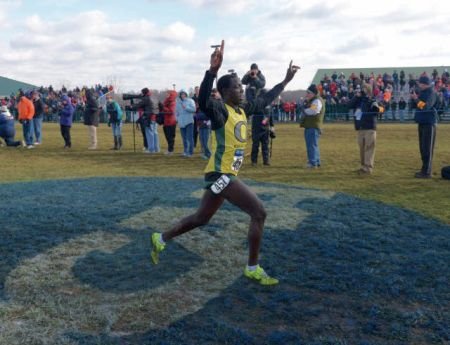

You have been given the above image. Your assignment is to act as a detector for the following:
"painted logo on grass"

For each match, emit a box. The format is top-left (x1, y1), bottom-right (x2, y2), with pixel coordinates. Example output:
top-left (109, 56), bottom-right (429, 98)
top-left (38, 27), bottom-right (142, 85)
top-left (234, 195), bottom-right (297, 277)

top-left (0, 177), bottom-right (448, 344)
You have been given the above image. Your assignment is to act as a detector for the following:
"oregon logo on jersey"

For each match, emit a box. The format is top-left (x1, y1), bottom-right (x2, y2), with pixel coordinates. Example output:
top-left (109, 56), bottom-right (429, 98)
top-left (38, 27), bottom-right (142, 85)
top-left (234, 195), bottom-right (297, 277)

top-left (234, 121), bottom-right (247, 143)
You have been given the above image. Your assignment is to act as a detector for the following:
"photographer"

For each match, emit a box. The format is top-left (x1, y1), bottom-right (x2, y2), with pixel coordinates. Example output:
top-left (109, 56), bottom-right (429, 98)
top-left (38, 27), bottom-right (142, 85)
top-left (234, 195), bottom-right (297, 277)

top-left (250, 89), bottom-right (274, 166)
top-left (348, 83), bottom-right (383, 175)
top-left (242, 63), bottom-right (266, 102)
top-left (411, 75), bottom-right (439, 178)
top-left (129, 88), bottom-right (160, 153)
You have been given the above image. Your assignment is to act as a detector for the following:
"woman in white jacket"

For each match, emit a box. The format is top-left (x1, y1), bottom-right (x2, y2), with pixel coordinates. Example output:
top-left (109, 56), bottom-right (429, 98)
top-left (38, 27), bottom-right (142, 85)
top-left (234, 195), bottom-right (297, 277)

top-left (175, 90), bottom-right (196, 157)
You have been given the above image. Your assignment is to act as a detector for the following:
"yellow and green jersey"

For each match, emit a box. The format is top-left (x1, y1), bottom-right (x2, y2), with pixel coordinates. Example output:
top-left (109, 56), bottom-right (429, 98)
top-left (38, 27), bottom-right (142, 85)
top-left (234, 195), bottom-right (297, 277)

top-left (205, 104), bottom-right (247, 176)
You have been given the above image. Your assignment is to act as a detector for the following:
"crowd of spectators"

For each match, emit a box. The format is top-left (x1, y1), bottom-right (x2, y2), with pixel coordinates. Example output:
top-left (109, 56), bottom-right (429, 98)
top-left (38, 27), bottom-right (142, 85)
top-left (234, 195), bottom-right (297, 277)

top-left (0, 84), bottom-right (114, 123)
top-left (266, 68), bottom-right (450, 123)
top-left (310, 68), bottom-right (450, 121)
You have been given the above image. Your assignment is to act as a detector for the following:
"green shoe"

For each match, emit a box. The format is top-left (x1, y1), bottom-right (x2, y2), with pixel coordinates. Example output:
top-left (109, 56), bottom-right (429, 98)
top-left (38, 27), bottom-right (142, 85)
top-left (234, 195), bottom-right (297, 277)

top-left (151, 233), bottom-right (166, 264)
top-left (244, 265), bottom-right (279, 285)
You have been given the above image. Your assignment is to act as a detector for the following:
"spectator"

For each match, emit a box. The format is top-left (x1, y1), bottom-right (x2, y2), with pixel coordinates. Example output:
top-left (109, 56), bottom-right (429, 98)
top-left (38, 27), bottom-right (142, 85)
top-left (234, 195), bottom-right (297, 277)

top-left (398, 97), bottom-right (407, 122)
top-left (59, 95), bottom-right (74, 149)
top-left (349, 84), bottom-right (383, 175)
top-left (176, 90), bottom-right (196, 157)
top-left (0, 105), bottom-right (22, 147)
top-left (17, 91), bottom-right (35, 149)
top-left (196, 88), bottom-right (217, 160)
top-left (251, 89), bottom-right (273, 166)
top-left (130, 88), bottom-right (159, 152)
top-left (161, 90), bottom-right (177, 155)
top-left (411, 75), bottom-right (439, 178)
top-left (106, 94), bottom-right (123, 150)
top-left (242, 63), bottom-right (266, 102)
top-left (300, 84), bottom-right (325, 168)
top-left (83, 89), bottom-right (99, 150)
top-left (191, 86), bottom-right (200, 149)
top-left (32, 91), bottom-right (44, 145)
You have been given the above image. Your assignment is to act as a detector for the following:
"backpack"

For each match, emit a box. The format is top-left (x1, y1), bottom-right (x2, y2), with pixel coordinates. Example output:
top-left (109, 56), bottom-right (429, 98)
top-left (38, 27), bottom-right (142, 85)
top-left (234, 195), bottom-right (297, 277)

top-left (441, 166), bottom-right (450, 180)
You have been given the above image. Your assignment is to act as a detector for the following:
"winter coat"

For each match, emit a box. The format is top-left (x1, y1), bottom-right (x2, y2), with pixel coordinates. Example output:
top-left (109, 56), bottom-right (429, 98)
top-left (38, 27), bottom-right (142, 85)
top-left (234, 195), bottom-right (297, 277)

top-left (33, 98), bottom-right (45, 118)
top-left (17, 96), bottom-right (35, 121)
top-left (59, 96), bottom-right (75, 126)
top-left (175, 91), bottom-right (196, 128)
top-left (349, 95), bottom-right (381, 130)
top-left (162, 91), bottom-right (177, 126)
top-left (83, 90), bottom-right (99, 127)
top-left (0, 110), bottom-right (16, 139)
top-left (413, 87), bottom-right (438, 125)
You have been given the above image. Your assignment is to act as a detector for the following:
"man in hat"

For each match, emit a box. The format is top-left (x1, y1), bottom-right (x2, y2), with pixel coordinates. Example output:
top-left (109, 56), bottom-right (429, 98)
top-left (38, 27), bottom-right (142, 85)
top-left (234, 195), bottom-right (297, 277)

top-left (411, 75), bottom-right (439, 178)
top-left (300, 84), bottom-right (325, 168)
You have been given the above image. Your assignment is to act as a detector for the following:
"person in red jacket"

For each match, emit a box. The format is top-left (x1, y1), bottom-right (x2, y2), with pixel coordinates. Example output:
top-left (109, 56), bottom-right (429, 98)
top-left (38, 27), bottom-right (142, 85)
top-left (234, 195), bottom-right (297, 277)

top-left (161, 90), bottom-right (177, 155)
top-left (17, 91), bottom-right (35, 148)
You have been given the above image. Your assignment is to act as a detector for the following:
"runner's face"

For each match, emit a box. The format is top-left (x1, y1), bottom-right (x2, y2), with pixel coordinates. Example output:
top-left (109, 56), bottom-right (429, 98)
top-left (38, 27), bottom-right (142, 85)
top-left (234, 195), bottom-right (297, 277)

top-left (226, 77), bottom-right (244, 106)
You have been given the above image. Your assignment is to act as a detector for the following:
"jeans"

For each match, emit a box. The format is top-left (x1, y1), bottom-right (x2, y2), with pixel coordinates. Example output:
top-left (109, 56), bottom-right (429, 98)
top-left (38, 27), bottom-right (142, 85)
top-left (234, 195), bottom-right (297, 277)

top-left (33, 116), bottom-right (43, 143)
top-left (199, 127), bottom-right (211, 158)
top-left (304, 128), bottom-right (321, 166)
top-left (111, 122), bottom-right (122, 137)
top-left (22, 120), bottom-right (34, 146)
top-left (180, 123), bottom-right (194, 156)
top-left (145, 121), bottom-right (160, 153)
top-left (399, 109), bottom-right (405, 122)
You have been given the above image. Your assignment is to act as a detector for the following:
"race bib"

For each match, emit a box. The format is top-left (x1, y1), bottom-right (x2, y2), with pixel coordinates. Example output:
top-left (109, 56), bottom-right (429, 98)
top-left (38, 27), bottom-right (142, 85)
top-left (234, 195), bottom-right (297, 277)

top-left (231, 149), bottom-right (244, 172)
top-left (210, 175), bottom-right (231, 194)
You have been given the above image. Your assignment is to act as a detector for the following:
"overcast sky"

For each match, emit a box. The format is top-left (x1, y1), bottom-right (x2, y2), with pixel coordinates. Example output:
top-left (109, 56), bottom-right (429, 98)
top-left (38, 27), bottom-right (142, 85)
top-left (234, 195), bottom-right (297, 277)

top-left (0, 0), bottom-right (449, 92)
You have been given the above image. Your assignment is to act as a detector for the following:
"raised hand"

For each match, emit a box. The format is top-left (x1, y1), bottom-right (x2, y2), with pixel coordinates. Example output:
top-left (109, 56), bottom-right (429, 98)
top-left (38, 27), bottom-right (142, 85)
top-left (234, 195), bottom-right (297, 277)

top-left (282, 60), bottom-right (300, 86)
top-left (209, 40), bottom-right (225, 74)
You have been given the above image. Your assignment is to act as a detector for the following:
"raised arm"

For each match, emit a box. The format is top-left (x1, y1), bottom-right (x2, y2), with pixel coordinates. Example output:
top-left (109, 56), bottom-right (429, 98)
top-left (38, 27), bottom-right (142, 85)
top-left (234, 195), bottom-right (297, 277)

top-left (245, 61), bottom-right (299, 115)
top-left (198, 40), bottom-right (224, 113)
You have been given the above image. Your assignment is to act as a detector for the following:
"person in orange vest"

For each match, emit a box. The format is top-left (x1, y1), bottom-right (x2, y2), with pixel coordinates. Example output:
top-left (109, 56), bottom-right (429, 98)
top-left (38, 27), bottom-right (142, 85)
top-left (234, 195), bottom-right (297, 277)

top-left (17, 91), bottom-right (35, 148)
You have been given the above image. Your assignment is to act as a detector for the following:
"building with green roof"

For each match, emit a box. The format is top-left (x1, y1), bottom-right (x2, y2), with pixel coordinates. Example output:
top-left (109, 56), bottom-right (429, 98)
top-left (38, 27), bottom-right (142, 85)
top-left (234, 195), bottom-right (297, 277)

top-left (0, 76), bottom-right (38, 97)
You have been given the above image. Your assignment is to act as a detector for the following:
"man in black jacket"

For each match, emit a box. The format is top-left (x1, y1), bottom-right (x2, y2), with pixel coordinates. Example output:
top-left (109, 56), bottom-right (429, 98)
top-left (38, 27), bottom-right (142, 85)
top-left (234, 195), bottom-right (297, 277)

top-left (32, 91), bottom-right (45, 145)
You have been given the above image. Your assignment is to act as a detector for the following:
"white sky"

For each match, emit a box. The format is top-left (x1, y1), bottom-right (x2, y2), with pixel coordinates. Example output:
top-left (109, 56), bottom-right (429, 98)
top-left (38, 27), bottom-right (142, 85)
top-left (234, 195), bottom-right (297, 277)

top-left (0, 0), bottom-right (449, 92)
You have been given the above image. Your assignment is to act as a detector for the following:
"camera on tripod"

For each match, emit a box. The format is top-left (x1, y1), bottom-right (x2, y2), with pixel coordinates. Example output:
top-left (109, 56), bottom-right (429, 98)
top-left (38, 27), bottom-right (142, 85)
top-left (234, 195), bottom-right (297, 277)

top-left (122, 93), bottom-right (143, 101)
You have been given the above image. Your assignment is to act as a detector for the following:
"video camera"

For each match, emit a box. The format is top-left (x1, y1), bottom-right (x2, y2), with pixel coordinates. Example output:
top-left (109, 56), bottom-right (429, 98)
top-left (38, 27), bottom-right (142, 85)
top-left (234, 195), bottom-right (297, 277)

top-left (122, 93), bottom-right (143, 101)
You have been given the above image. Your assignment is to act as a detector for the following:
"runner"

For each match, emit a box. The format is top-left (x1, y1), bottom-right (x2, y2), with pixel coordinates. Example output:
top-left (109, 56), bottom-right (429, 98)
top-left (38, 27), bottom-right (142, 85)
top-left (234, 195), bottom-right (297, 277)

top-left (151, 40), bottom-right (299, 285)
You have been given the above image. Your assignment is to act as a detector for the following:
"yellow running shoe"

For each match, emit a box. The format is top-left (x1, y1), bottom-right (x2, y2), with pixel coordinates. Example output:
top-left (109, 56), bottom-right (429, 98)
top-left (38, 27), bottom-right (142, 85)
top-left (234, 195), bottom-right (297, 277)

top-left (244, 265), bottom-right (279, 285)
top-left (151, 233), bottom-right (166, 264)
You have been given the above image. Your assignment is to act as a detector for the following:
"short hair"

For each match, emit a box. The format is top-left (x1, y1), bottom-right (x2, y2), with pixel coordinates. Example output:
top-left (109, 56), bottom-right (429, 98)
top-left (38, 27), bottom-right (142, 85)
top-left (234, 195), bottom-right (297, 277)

top-left (217, 74), bottom-right (238, 96)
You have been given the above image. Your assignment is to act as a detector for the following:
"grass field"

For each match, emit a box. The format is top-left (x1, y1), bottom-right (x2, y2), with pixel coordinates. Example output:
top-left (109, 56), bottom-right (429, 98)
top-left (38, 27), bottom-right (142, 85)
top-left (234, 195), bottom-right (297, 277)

top-left (0, 122), bottom-right (449, 345)
top-left (1, 122), bottom-right (449, 223)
